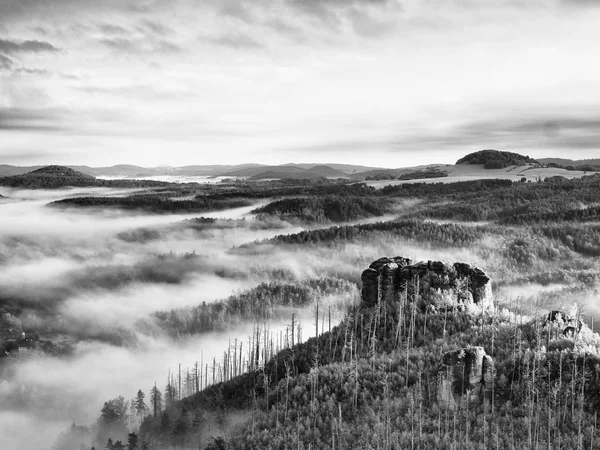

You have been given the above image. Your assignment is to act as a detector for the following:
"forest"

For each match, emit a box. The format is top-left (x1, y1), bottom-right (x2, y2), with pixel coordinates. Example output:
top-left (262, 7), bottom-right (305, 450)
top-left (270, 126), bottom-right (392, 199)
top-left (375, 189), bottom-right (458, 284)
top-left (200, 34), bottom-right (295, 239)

top-left (50, 195), bottom-right (253, 214)
top-left (456, 149), bottom-right (539, 168)
top-left (3, 158), bottom-right (600, 450)
top-left (252, 196), bottom-right (396, 223)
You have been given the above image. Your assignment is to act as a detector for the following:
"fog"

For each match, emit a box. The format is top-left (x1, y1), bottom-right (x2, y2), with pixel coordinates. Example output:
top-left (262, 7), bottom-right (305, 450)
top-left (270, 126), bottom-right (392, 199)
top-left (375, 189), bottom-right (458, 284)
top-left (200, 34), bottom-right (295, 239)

top-left (1, 185), bottom-right (524, 449)
top-left (0, 187), bottom-right (362, 450)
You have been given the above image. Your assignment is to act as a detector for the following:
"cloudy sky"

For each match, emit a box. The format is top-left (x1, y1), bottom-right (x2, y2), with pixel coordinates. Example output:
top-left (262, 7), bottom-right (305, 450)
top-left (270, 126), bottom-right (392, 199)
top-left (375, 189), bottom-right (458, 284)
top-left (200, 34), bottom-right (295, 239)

top-left (0, 0), bottom-right (599, 167)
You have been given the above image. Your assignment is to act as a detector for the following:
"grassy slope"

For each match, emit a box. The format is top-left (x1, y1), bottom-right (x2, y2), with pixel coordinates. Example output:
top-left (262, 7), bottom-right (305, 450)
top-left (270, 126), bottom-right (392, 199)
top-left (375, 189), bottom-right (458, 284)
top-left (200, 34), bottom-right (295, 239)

top-left (366, 164), bottom-right (590, 188)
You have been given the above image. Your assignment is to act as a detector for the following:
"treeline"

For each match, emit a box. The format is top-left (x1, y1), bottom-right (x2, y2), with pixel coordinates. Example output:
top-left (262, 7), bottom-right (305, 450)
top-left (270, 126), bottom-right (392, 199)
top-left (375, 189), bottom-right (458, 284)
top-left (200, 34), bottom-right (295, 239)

top-left (501, 205), bottom-right (600, 225)
top-left (536, 225), bottom-right (600, 257)
top-left (259, 219), bottom-right (486, 247)
top-left (203, 179), bottom-right (377, 200)
top-left (456, 149), bottom-right (538, 168)
top-left (252, 196), bottom-right (395, 223)
top-left (380, 178), bottom-right (513, 197)
top-left (49, 195), bottom-right (252, 214)
top-left (150, 278), bottom-right (358, 338)
top-left (365, 169), bottom-right (448, 181)
top-left (389, 175), bottom-right (600, 223)
top-left (0, 170), bottom-right (171, 190)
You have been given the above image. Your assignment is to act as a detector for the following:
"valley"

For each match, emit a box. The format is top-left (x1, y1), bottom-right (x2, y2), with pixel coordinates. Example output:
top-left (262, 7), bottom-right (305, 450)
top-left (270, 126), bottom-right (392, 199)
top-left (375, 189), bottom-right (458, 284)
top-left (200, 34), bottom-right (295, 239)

top-left (1, 150), bottom-right (600, 449)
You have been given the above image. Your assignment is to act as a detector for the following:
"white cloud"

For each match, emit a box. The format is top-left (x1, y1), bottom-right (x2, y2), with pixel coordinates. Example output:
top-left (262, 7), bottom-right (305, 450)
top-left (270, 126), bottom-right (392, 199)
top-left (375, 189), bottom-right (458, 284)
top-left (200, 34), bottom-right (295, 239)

top-left (1, 0), bottom-right (600, 166)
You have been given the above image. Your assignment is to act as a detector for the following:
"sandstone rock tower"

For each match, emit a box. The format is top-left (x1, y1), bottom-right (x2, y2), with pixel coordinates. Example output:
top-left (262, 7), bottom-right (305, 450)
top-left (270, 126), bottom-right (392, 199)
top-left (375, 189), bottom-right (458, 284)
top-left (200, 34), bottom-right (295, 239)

top-left (361, 257), bottom-right (492, 311)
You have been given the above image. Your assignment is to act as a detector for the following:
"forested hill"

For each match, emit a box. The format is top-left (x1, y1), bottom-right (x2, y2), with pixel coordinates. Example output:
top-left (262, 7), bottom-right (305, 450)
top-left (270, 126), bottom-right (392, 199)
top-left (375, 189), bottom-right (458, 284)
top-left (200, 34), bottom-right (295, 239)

top-left (0, 165), bottom-right (170, 189)
top-left (456, 149), bottom-right (539, 168)
top-left (252, 195), bottom-right (396, 223)
top-left (66, 255), bottom-right (600, 450)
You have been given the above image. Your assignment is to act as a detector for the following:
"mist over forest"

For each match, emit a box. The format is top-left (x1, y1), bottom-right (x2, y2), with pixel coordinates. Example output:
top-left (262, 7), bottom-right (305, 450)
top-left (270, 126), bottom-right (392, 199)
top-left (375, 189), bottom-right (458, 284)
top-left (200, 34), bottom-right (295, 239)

top-left (1, 158), bottom-right (600, 449)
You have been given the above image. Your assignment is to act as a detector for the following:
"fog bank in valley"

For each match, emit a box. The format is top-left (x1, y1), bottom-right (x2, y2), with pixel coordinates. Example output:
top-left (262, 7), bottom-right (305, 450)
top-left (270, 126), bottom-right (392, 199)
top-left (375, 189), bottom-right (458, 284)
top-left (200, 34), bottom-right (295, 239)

top-left (0, 187), bottom-right (359, 449)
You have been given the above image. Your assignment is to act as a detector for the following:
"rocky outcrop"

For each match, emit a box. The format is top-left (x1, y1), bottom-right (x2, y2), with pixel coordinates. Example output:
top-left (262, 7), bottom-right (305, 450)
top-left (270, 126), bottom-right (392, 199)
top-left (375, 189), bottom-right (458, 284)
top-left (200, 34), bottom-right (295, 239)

top-left (438, 346), bottom-right (494, 408)
top-left (361, 257), bottom-right (492, 311)
top-left (543, 310), bottom-right (583, 338)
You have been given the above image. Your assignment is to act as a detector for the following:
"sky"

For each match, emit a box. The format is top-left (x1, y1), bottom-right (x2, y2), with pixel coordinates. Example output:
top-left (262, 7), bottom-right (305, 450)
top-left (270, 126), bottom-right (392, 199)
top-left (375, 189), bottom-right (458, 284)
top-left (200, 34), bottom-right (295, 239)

top-left (0, 0), bottom-right (599, 168)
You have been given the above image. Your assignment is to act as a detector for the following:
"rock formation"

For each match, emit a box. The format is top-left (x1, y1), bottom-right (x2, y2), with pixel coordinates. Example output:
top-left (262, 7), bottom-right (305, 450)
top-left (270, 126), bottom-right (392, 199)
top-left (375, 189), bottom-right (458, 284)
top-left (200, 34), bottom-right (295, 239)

top-left (543, 310), bottom-right (583, 338)
top-left (361, 257), bottom-right (492, 311)
top-left (438, 346), bottom-right (494, 408)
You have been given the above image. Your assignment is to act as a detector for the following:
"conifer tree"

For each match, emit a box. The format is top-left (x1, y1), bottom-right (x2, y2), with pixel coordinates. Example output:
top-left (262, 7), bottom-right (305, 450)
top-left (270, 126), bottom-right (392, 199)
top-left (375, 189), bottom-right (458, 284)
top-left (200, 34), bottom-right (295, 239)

top-left (135, 390), bottom-right (147, 418)
top-left (127, 432), bottom-right (138, 450)
top-left (150, 383), bottom-right (163, 417)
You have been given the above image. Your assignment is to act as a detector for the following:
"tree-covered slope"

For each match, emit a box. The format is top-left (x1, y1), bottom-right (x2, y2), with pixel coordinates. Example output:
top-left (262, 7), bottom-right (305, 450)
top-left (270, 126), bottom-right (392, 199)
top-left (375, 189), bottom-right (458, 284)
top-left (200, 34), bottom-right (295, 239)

top-left (0, 165), bottom-right (171, 189)
top-left (456, 149), bottom-right (539, 169)
top-left (252, 196), bottom-right (395, 223)
top-left (72, 263), bottom-right (600, 450)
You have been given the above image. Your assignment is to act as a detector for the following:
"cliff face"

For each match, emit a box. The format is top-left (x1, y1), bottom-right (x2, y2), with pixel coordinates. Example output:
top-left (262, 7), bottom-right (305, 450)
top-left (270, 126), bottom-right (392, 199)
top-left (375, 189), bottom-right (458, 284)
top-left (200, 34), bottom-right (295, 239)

top-left (361, 257), bottom-right (492, 312)
top-left (438, 346), bottom-right (494, 408)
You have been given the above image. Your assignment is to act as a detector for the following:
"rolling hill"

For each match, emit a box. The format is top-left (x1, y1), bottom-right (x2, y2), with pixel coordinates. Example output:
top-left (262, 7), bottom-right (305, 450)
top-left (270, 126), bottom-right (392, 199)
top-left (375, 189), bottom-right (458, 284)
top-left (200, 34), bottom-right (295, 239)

top-left (456, 149), bottom-right (539, 168)
top-left (225, 164), bottom-right (347, 180)
top-left (0, 165), bottom-right (169, 189)
top-left (0, 165), bottom-right (98, 189)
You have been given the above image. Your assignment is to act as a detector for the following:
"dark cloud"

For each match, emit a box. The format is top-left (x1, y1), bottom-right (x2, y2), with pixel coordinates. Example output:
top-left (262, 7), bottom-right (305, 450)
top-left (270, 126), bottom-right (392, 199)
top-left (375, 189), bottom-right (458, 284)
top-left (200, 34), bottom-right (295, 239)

top-left (212, 0), bottom-right (400, 41)
top-left (287, 0), bottom-right (392, 27)
top-left (449, 117), bottom-right (600, 148)
top-left (0, 54), bottom-right (14, 70)
top-left (98, 23), bottom-right (130, 35)
top-left (561, 0), bottom-right (600, 7)
top-left (14, 67), bottom-right (50, 75)
top-left (386, 116), bottom-right (600, 152)
top-left (139, 19), bottom-right (172, 36)
top-left (0, 0), bottom-right (147, 23)
top-left (0, 38), bottom-right (59, 54)
top-left (286, 115), bottom-right (600, 158)
top-left (99, 37), bottom-right (138, 52)
top-left (0, 108), bottom-right (66, 132)
top-left (219, 2), bottom-right (255, 22)
top-left (263, 18), bottom-right (306, 42)
top-left (32, 26), bottom-right (49, 36)
top-left (203, 32), bottom-right (263, 49)
top-left (99, 36), bottom-right (181, 53)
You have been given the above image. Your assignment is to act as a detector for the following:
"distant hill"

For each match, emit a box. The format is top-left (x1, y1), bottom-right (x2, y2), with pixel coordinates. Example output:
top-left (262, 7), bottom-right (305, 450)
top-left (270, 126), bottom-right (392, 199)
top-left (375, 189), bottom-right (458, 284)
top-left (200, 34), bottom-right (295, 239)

top-left (228, 164), bottom-right (347, 180)
top-left (0, 163), bottom-right (383, 180)
top-left (0, 164), bottom-right (45, 177)
top-left (30, 165), bottom-right (96, 179)
top-left (0, 165), bottom-right (99, 189)
top-left (0, 165), bottom-right (170, 189)
top-left (538, 158), bottom-right (600, 172)
top-left (221, 165), bottom-right (307, 178)
top-left (349, 165), bottom-right (448, 181)
top-left (306, 165), bottom-right (346, 177)
top-left (456, 149), bottom-right (538, 169)
top-left (278, 163), bottom-right (381, 174)
top-left (539, 158), bottom-right (600, 166)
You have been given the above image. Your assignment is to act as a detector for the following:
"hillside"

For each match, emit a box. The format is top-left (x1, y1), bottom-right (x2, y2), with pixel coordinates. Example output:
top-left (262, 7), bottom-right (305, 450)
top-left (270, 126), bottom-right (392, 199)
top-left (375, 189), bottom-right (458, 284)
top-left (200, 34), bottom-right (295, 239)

top-left (223, 164), bottom-right (347, 180)
top-left (0, 163), bottom-right (380, 180)
top-left (0, 165), bottom-right (172, 189)
top-left (0, 165), bottom-right (98, 189)
top-left (64, 255), bottom-right (600, 450)
top-left (538, 158), bottom-right (600, 172)
top-left (539, 158), bottom-right (600, 166)
top-left (456, 149), bottom-right (539, 169)
top-left (252, 195), bottom-right (396, 223)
